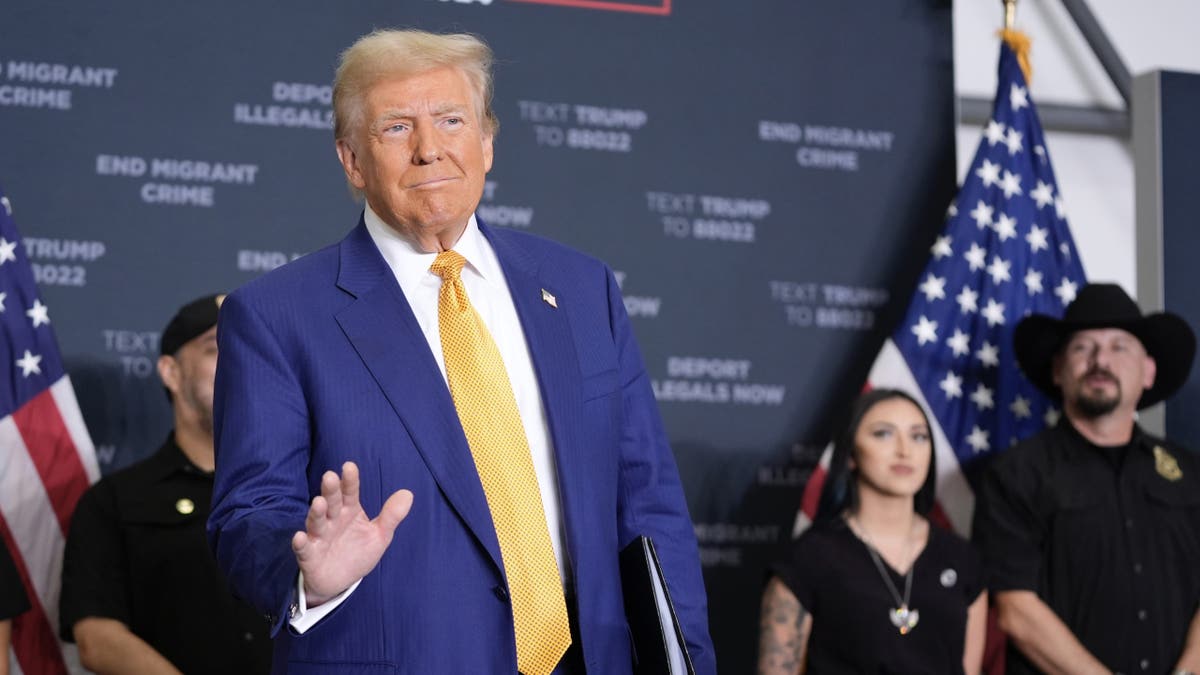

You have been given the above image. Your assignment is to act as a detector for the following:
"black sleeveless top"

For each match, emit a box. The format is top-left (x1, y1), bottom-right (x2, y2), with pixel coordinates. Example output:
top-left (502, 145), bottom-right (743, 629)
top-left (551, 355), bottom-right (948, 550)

top-left (771, 520), bottom-right (984, 674)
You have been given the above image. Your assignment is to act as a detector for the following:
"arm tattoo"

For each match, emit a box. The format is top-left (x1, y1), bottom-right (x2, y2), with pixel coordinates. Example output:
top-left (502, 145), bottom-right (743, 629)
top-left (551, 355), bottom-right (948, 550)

top-left (757, 577), bottom-right (810, 675)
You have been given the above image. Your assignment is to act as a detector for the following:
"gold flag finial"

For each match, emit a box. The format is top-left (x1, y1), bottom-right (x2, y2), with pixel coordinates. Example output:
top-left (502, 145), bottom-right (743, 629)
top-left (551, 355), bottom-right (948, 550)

top-left (998, 0), bottom-right (1033, 84)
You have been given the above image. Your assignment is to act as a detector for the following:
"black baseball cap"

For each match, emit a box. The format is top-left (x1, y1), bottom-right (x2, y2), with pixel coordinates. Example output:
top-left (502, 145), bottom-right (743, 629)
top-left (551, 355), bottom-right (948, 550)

top-left (160, 294), bottom-right (225, 356)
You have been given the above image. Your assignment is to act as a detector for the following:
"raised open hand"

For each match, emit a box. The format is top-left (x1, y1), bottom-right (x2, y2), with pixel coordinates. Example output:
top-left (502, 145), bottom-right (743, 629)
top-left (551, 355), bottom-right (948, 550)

top-left (291, 461), bottom-right (413, 606)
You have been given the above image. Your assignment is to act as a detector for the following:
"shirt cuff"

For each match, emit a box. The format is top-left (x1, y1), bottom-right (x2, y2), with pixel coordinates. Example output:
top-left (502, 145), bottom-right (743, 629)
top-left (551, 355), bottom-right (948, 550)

top-left (288, 572), bottom-right (361, 634)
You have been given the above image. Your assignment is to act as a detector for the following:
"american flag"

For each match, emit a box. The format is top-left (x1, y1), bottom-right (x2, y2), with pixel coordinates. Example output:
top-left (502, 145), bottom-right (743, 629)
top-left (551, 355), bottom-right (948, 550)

top-left (0, 183), bottom-right (99, 674)
top-left (797, 41), bottom-right (1087, 536)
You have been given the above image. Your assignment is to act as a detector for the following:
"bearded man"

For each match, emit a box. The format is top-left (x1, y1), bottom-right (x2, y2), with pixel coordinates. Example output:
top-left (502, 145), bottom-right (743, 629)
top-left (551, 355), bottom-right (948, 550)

top-left (974, 283), bottom-right (1200, 675)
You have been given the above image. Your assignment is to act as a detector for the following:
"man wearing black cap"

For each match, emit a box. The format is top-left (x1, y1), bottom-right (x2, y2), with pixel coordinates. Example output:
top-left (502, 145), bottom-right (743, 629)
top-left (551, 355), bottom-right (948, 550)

top-left (973, 283), bottom-right (1200, 675)
top-left (59, 295), bottom-right (271, 675)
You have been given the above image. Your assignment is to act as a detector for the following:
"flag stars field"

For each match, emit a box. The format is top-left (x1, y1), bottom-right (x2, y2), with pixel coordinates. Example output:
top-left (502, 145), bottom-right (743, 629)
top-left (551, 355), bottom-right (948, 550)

top-left (26, 298), bottom-right (50, 327)
top-left (985, 120), bottom-right (1006, 146)
top-left (987, 256), bottom-right (1012, 285)
top-left (919, 274), bottom-right (947, 302)
top-left (15, 349), bottom-right (42, 377)
top-left (965, 243), bottom-right (988, 271)
top-left (982, 299), bottom-right (1006, 327)
top-left (1044, 408), bottom-right (1061, 427)
top-left (966, 426), bottom-right (991, 453)
top-left (970, 384), bottom-right (995, 410)
top-left (1004, 127), bottom-right (1023, 155)
top-left (970, 201), bottom-right (995, 228)
top-left (1010, 396), bottom-right (1032, 419)
top-left (976, 159), bottom-right (1001, 187)
top-left (1026, 225), bottom-right (1049, 253)
top-left (1010, 83), bottom-right (1029, 111)
top-left (999, 170), bottom-right (1023, 198)
top-left (0, 236), bottom-right (17, 264)
top-left (932, 235), bottom-right (953, 259)
top-left (976, 341), bottom-right (1000, 368)
top-left (1025, 269), bottom-right (1044, 295)
top-left (912, 316), bottom-right (939, 345)
top-left (940, 371), bottom-right (964, 399)
top-left (947, 329), bottom-right (971, 357)
top-left (956, 286), bottom-right (979, 314)
top-left (1055, 278), bottom-right (1078, 305)
top-left (1031, 180), bottom-right (1055, 208)
top-left (994, 213), bottom-right (1018, 241)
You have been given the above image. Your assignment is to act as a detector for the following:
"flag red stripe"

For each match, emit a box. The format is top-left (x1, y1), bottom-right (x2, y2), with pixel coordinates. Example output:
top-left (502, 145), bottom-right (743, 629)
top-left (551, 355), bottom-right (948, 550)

top-left (11, 389), bottom-right (90, 536)
top-left (0, 515), bottom-right (68, 675)
top-left (799, 465), bottom-right (826, 519)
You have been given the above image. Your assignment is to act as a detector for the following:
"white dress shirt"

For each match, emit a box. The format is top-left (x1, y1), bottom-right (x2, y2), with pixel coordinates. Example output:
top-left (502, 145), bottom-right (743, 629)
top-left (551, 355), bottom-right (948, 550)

top-left (291, 206), bottom-right (568, 632)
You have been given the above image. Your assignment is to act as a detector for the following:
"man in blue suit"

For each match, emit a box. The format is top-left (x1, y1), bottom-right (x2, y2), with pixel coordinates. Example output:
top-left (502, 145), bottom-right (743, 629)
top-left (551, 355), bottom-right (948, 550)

top-left (208, 29), bottom-right (714, 674)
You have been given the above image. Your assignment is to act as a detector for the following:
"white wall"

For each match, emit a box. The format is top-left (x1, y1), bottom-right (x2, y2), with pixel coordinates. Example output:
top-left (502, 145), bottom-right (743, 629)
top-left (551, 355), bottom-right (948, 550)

top-left (953, 0), bottom-right (1200, 297)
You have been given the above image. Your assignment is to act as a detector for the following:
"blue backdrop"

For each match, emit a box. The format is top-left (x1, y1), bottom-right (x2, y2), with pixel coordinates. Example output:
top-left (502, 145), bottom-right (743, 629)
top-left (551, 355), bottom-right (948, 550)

top-left (0, 1), bottom-right (956, 668)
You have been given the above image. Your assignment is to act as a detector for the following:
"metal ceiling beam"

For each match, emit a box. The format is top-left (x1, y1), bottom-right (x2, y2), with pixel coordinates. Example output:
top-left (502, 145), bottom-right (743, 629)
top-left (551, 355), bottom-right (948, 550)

top-left (957, 0), bottom-right (1133, 138)
top-left (958, 96), bottom-right (1130, 137)
top-left (1060, 0), bottom-right (1133, 106)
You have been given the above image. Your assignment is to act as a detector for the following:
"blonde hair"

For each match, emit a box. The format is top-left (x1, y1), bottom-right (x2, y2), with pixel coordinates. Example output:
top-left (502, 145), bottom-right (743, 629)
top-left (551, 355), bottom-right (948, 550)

top-left (333, 29), bottom-right (499, 141)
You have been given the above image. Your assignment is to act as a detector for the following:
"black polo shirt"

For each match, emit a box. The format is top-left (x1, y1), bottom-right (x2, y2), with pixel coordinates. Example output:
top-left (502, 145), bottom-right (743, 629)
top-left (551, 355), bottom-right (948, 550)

top-left (973, 421), bottom-right (1200, 675)
top-left (60, 434), bottom-right (271, 674)
top-left (1, 540), bottom-right (30, 620)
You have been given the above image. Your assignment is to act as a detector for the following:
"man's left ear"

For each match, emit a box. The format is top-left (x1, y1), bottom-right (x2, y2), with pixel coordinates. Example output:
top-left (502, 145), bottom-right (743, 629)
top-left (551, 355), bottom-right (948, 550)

top-left (481, 132), bottom-right (494, 173)
top-left (1143, 354), bottom-right (1157, 390)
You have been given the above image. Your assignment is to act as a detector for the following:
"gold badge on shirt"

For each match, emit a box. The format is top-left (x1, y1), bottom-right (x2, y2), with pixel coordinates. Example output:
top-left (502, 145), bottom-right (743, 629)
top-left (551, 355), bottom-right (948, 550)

top-left (175, 498), bottom-right (196, 515)
top-left (1153, 446), bottom-right (1183, 482)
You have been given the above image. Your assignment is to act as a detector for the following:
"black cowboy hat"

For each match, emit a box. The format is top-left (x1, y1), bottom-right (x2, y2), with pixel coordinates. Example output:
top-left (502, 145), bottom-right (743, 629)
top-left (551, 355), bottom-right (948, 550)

top-left (1013, 283), bottom-right (1196, 409)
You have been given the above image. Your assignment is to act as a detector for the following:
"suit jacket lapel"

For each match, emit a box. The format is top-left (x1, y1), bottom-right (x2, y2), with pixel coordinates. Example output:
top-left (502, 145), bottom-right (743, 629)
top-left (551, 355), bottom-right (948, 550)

top-left (482, 225), bottom-right (589, 566)
top-left (333, 222), bottom-right (503, 572)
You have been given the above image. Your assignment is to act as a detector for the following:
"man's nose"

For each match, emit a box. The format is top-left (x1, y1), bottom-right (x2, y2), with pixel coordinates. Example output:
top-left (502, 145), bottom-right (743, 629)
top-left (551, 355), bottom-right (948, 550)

top-left (412, 125), bottom-right (442, 164)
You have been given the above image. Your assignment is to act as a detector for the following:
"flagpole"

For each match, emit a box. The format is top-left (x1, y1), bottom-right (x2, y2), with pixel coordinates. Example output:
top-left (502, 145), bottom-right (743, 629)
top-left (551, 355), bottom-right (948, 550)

top-left (999, 0), bottom-right (1033, 86)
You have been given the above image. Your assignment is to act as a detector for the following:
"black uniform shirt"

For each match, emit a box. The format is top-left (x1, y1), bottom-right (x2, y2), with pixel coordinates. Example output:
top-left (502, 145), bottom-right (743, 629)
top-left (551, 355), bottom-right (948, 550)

top-left (1, 539), bottom-right (31, 620)
top-left (973, 421), bottom-right (1200, 675)
top-left (59, 434), bottom-right (271, 674)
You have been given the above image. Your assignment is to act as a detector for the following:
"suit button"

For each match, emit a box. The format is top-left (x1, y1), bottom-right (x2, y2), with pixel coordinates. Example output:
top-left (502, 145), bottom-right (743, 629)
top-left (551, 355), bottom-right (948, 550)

top-left (493, 585), bottom-right (509, 603)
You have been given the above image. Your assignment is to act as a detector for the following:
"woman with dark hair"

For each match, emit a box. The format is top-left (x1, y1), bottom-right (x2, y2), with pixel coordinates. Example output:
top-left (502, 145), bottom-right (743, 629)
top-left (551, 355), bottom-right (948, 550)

top-left (757, 389), bottom-right (987, 674)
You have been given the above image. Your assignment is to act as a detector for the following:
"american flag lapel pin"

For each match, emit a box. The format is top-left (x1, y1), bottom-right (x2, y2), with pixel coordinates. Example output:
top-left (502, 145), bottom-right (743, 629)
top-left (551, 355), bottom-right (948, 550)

top-left (541, 289), bottom-right (557, 308)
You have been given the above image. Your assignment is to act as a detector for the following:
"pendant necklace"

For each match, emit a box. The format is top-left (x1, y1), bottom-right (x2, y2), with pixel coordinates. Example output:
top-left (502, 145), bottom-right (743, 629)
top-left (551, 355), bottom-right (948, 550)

top-left (851, 515), bottom-right (920, 635)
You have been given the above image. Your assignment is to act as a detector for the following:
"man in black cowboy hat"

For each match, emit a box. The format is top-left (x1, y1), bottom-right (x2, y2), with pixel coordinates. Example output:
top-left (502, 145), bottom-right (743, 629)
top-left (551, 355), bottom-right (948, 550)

top-left (974, 283), bottom-right (1200, 675)
top-left (59, 295), bottom-right (272, 675)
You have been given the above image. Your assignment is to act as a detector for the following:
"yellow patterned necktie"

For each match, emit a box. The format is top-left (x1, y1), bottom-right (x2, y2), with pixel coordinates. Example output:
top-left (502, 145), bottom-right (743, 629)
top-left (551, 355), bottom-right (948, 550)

top-left (430, 250), bottom-right (571, 675)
